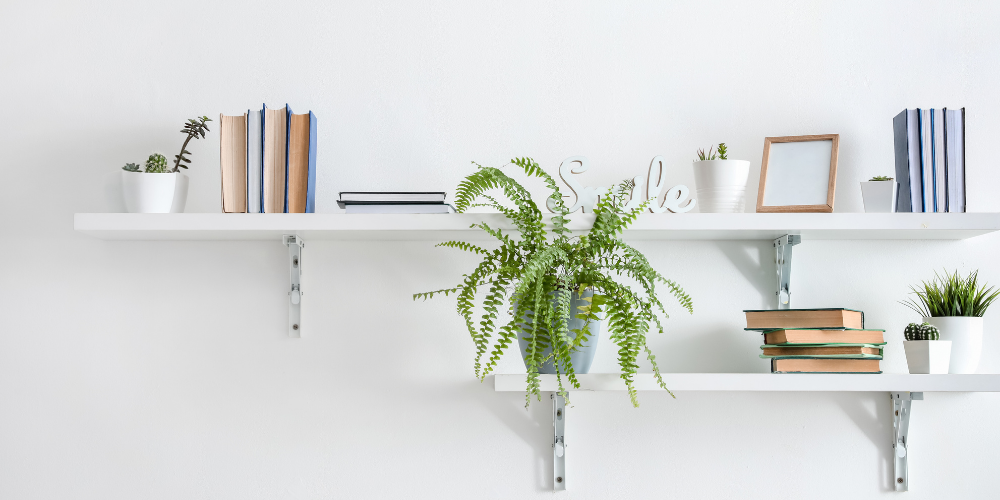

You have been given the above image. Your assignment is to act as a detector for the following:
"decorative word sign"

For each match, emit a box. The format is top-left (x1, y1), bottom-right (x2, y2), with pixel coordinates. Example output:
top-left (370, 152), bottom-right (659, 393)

top-left (547, 156), bottom-right (695, 214)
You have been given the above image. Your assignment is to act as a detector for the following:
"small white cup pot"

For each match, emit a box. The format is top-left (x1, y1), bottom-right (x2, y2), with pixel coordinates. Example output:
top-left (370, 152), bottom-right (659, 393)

top-left (122, 171), bottom-right (189, 213)
top-left (923, 316), bottom-right (984, 374)
top-left (903, 340), bottom-right (952, 374)
top-left (860, 180), bottom-right (898, 213)
top-left (693, 160), bottom-right (751, 213)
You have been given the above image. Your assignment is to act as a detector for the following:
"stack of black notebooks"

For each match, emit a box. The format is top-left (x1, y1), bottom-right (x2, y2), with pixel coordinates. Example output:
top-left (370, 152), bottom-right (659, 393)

top-left (337, 192), bottom-right (453, 214)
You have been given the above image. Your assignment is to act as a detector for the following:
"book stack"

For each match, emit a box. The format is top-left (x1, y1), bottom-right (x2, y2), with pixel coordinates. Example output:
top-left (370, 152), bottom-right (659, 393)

top-left (892, 108), bottom-right (965, 213)
top-left (337, 192), bottom-right (454, 214)
top-left (744, 308), bottom-right (886, 374)
top-left (219, 104), bottom-right (317, 213)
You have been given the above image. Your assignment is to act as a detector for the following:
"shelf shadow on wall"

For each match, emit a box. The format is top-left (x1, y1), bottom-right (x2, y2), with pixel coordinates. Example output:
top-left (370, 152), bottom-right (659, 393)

top-left (716, 240), bottom-right (774, 304)
top-left (831, 392), bottom-right (894, 492)
top-left (475, 376), bottom-right (556, 491)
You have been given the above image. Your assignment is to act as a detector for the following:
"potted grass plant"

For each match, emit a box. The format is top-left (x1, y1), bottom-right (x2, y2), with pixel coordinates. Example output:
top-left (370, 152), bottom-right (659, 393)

top-left (692, 143), bottom-right (751, 213)
top-left (901, 270), bottom-right (999, 373)
top-left (860, 175), bottom-right (897, 213)
top-left (414, 158), bottom-right (693, 407)
top-left (121, 116), bottom-right (211, 213)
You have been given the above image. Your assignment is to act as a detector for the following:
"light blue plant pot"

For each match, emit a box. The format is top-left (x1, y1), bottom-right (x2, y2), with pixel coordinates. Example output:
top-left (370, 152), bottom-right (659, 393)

top-left (515, 289), bottom-right (602, 374)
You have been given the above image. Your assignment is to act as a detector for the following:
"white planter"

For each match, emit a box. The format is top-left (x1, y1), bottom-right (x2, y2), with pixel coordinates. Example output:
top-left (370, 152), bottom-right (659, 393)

top-left (923, 316), bottom-right (984, 374)
top-left (121, 171), bottom-right (189, 213)
top-left (693, 160), bottom-right (750, 213)
top-left (860, 180), bottom-right (897, 213)
top-left (903, 340), bottom-right (952, 374)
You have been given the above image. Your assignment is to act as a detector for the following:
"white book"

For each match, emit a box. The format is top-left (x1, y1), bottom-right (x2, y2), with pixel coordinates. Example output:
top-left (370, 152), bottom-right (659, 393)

top-left (246, 109), bottom-right (262, 214)
top-left (921, 109), bottom-right (934, 212)
top-left (954, 108), bottom-right (966, 212)
top-left (345, 204), bottom-right (453, 214)
top-left (945, 108), bottom-right (965, 213)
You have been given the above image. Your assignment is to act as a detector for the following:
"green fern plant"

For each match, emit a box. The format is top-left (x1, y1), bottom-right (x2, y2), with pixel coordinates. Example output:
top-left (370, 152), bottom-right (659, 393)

top-left (413, 158), bottom-right (693, 407)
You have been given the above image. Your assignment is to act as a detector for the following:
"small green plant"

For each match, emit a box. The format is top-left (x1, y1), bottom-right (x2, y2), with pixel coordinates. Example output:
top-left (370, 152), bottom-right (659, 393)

top-left (172, 116), bottom-right (212, 172)
top-left (122, 162), bottom-right (141, 172)
top-left (696, 143), bottom-right (727, 161)
top-left (145, 153), bottom-right (168, 173)
top-left (901, 270), bottom-right (1000, 317)
top-left (870, 175), bottom-right (893, 181)
top-left (904, 322), bottom-right (940, 341)
top-left (414, 158), bottom-right (693, 407)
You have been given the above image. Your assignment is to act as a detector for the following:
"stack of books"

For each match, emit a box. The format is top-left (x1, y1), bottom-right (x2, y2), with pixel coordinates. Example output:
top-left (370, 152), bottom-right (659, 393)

top-left (219, 104), bottom-right (317, 214)
top-left (892, 108), bottom-right (965, 213)
top-left (744, 308), bottom-right (886, 374)
top-left (337, 192), bottom-right (454, 214)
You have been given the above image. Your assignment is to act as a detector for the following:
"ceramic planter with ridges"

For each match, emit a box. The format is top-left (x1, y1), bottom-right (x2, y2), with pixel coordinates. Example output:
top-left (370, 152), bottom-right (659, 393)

top-left (860, 180), bottom-right (898, 213)
top-left (693, 160), bottom-right (751, 213)
top-left (515, 289), bottom-right (601, 374)
top-left (903, 340), bottom-right (952, 374)
top-left (121, 171), bottom-right (189, 213)
top-left (923, 316), bottom-right (983, 374)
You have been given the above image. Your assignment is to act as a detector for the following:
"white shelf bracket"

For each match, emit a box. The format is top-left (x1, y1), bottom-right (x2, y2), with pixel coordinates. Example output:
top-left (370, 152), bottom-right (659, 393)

top-left (284, 235), bottom-right (304, 338)
top-left (552, 393), bottom-right (566, 491)
top-left (774, 235), bottom-right (801, 309)
top-left (891, 391), bottom-right (923, 491)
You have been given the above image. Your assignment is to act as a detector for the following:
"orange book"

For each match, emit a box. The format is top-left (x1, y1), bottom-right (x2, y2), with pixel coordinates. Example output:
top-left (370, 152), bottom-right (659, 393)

top-left (745, 308), bottom-right (864, 330)
top-left (763, 329), bottom-right (885, 345)
top-left (771, 358), bottom-right (881, 373)
top-left (219, 113), bottom-right (248, 213)
top-left (286, 112), bottom-right (311, 213)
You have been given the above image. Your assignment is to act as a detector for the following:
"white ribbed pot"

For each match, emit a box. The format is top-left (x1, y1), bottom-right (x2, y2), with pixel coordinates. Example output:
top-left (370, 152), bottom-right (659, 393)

top-left (923, 316), bottom-right (984, 374)
top-left (693, 160), bottom-right (750, 213)
top-left (121, 171), bottom-right (189, 213)
top-left (860, 180), bottom-right (897, 213)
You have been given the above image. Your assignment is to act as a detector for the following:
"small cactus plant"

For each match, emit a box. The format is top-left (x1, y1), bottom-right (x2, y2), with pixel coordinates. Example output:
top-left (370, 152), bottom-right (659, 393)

top-left (145, 153), bottom-right (169, 173)
top-left (904, 322), bottom-right (940, 341)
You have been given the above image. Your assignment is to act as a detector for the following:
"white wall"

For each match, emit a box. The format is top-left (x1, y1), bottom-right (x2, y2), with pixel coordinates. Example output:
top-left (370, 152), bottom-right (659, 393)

top-left (2, 1), bottom-right (1000, 498)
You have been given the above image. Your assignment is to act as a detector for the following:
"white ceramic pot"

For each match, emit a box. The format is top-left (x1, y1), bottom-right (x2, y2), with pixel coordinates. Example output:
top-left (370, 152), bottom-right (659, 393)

top-left (923, 316), bottom-right (984, 374)
top-left (693, 160), bottom-right (751, 213)
top-left (860, 180), bottom-right (897, 213)
top-left (903, 340), bottom-right (952, 374)
top-left (121, 171), bottom-right (189, 213)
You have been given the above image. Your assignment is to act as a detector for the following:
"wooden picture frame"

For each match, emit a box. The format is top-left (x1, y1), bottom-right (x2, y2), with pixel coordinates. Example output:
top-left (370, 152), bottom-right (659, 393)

top-left (756, 134), bottom-right (839, 213)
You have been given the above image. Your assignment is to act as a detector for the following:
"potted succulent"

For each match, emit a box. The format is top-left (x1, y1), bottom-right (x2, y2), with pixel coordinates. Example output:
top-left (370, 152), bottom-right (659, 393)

top-left (414, 158), bottom-right (693, 407)
top-left (902, 322), bottom-right (952, 374)
top-left (860, 175), bottom-right (897, 213)
top-left (121, 116), bottom-right (211, 213)
top-left (901, 270), bottom-right (999, 373)
top-left (692, 143), bottom-right (751, 213)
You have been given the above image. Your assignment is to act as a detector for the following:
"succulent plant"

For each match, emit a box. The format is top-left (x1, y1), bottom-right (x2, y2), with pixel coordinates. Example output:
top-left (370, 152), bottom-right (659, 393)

top-left (696, 143), bottom-right (728, 161)
top-left (904, 322), bottom-right (940, 340)
top-left (144, 153), bottom-right (169, 173)
top-left (171, 116), bottom-right (212, 172)
top-left (870, 175), bottom-right (894, 181)
top-left (122, 162), bottom-right (141, 172)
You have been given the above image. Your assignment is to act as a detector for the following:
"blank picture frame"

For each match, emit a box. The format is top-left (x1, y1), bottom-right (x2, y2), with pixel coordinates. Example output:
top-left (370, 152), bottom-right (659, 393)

top-left (756, 134), bottom-right (839, 213)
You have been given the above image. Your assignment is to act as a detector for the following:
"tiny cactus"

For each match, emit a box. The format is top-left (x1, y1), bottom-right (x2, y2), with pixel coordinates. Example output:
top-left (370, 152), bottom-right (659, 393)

top-left (145, 153), bottom-right (169, 173)
top-left (905, 322), bottom-right (940, 341)
top-left (122, 162), bottom-right (141, 172)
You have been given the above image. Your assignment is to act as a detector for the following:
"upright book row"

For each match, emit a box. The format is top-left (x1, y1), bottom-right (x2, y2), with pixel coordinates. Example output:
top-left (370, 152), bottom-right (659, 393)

top-left (893, 108), bottom-right (966, 213)
top-left (219, 105), bottom-right (317, 213)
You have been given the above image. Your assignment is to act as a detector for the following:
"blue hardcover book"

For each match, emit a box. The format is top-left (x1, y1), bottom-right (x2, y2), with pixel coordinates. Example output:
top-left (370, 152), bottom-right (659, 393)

top-left (930, 109), bottom-right (939, 212)
top-left (891, 110), bottom-right (921, 212)
top-left (284, 104), bottom-right (292, 213)
top-left (892, 111), bottom-right (911, 212)
top-left (306, 111), bottom-right (317, 213)
top-left (916, 109), bottom-right (926, 212)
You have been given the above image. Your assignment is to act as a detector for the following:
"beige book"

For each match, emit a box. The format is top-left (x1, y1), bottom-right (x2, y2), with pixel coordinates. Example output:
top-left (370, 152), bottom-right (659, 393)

top-left (263, 106), bottom-right (288, 213)
top-left (286, 113), bottom-right (310, 213)
top-left (763, 329), bottom-right (885, 345)
top-left (771, 358), bottom-right (881, 373)
top-left (745, 308), bottom-right (864, 330)
top-left (219, 113), bottom-right (248, 213)
top-left (762, 345), bottom-right (882, 356)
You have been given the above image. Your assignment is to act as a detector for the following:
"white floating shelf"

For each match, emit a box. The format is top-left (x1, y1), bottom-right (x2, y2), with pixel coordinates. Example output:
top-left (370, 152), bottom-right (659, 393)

top-left (74, 212), bottom-right (1000, 241)
top-left (493, 373), bottom-right (1000, 392)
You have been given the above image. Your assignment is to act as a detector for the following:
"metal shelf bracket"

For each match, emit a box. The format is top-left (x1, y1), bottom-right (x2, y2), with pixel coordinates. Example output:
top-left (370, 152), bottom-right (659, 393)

top-left (891, 391), bottom-right (923, 491)
top-left (774, 235), bottom-right (801, 309)
top-left (284, 235), bottom-right (304, 338)
top-left (552, 393), bottom-right (566, 491)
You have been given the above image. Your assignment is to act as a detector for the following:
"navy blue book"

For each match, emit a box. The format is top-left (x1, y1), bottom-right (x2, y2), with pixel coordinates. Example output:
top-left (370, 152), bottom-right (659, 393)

top-left (892, 110), bottom-right (913, 212)
top-left (284, 103), bottom-right (292, 213)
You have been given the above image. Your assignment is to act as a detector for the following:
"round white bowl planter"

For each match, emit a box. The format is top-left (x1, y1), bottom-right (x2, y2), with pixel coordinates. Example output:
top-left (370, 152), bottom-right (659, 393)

top-left (860, 180), bottom-right (897, 213)
top-left (903, 340), bottom-right (952, 374)
top-left (121, 171), bottom-right (189, 213)
top-left (923, 316), bottom-right (984, 374)
top-left (693, 160), bottom-right (750, 213)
